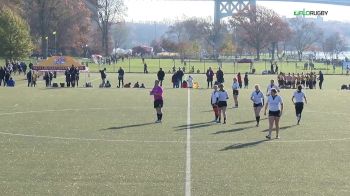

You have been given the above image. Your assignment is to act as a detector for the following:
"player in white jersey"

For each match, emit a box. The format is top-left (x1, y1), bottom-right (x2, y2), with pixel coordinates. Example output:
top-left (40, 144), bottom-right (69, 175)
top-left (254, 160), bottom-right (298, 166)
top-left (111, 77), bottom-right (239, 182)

top-left (232, 77), bottom-right (240, 108)
top-left (292, 85), bottom-right (307, 125)
top-left (264, 88), bottom-right (284, 139)
top-left (250, 84), bottom-right (265, 127)
top-left (217, 84), bottom-right (229, 124)
top-left (210, 85), bottom-right (219, 122)
top-left (266, 79), bottom-right (280, 96)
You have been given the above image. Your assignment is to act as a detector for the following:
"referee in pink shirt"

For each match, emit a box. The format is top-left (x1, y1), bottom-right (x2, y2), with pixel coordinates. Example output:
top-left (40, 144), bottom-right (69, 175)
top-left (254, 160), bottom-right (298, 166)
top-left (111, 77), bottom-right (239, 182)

top-left (150, 80), bottom-right (164, 123)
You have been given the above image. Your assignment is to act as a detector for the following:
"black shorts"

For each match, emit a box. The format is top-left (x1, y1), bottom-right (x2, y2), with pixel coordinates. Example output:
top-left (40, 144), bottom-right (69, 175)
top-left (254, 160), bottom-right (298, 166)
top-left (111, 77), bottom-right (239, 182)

top-left (295, 102), bottom-right (304, 115)
top-left (269, 110), bottom-right (281, 117)
top-left (253, 103), bottom-right (263, 108)
top-left (154, 100), bottom-right (163, 108)
top-left (218, 101), bottom-right (227, 108)
top-left (233, 90), bottom-right (239, 96)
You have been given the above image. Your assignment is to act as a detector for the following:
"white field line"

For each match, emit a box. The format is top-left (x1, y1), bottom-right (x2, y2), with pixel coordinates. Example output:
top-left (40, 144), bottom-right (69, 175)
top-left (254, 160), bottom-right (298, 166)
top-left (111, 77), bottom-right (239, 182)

top-left (1, 131), bottom-right (350, 144)
top-left (0, 108), bottom-right (111, 116)
top-left (185, 88), bottom-right (191, 196)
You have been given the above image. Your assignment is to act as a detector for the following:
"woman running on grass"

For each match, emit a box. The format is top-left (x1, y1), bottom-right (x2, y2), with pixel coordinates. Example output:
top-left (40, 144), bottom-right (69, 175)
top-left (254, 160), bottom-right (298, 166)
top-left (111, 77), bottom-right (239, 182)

top-left (210, 85), bottom-right (219, 122)
top-left (217, 84), bottom-right (229, 124)
top-left (292, 85), bottom-right (307, 125)
top-left (264, 88), bottom-right (284, 139)
top-left (232, 77), bottom-right (240, 108)
top-left (251, 84), bottom-right (265, 127)
top-left (150, 80), bottom-right (163, 123)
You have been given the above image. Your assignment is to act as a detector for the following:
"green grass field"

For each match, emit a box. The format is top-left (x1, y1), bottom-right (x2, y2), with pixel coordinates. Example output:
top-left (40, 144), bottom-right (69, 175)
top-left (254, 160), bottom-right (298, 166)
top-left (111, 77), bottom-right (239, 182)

top-left (0, 73), bottom-right (350, 195)
top-left (85, 58), bottom-right (347, 75)
top-left (3, 57), bottom-right (346, 75)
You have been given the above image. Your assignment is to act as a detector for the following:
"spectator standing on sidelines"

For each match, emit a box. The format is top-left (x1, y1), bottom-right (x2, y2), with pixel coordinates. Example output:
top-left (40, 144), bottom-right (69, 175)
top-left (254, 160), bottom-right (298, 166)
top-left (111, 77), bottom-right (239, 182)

top-left (157, 68), bottom-right (165, 86)
top-left (318, 71), bottom-right (324, 89)
top-left (26, 70), bottom-right (32, 87)
top-left (117, 67), bottom-right (124, 88)
top-left (237, 72), bottom-right (242, 88)
top-left (206, 67), bottom-right (214, 88)
top-left (216, 67), bottom-right (224, 84)
top-left (244, 73), bottom-right (249, 89)
top-left (100, 68), bottom-right (107, 87)
top-left (176, 68), bottom-right (184, 88)
top-left (0, 67), bottom-right (6, 86)
top-left (65, 68), bottom-right (71, 87)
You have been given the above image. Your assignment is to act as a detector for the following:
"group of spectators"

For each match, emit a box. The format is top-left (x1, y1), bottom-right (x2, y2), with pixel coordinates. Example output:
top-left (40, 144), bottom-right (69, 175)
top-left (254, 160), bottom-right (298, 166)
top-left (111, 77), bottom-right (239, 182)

top-left (65, 65), bottom-right (80, 87)
top-left (171, 68), bottom-right (185, 88)
top-left (277, 71), bottom-right (324, 89)
top-left (0, 61), bottom-right (28, 87)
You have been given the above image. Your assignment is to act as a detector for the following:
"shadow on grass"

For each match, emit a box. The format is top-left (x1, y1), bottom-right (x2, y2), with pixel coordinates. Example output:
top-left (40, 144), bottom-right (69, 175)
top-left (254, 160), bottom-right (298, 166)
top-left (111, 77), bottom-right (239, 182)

top-left (102, 122), bottom-right (155, 131)
top-left (175, 121), bottom-right (214, 131)
top-left (213, 126), bottom-right (256, 134)
top-left (261, 125), bottom-right (297, 132)
top-left (220, 139), bottom-right (268, 151)
top-left (235, 118), bottom-right (267, 125)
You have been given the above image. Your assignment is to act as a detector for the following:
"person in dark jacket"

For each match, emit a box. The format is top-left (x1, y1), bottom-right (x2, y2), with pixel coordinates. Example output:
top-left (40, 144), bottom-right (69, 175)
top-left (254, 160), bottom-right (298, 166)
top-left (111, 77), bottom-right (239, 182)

top-left (6, 77), bottom-right (15, 87)
top-left (237, 72), bottom-right (242, 88)
top-left (117, 67), bottom-right (124, 88)
top-left (49, 72), bottom-right (53, 86)
top-left (318, 71), bottom-right (324, 89)
top-left (176, 68), bottom-right (184, 88)
top-left (206, 67), bottom-right (214, 88)
top-left (44, 72), bottom-right (50, 87)
top-left (100, 68), bottom-right (107, 87)
top-left (4, 71), bottom-right (10, 85)
top-left (26, 70), bottom-right (32, 87)
top-left (70, 65), bottom-right (77, 87)
top-left (172, 72), bottom-right (178, 88)
top-left (244, 72), bottom-right (249, 89)
top-left (144, 63), bottom-right (148, 74)
top-left (157, 68), bottom-right (165, 86)
top-left (216, 67), bottom-right (224, 84)
top-left (75, 68), bottom-right (79, 87)
top-left (0, 67), bottom-right (5, 86)
top-left (65, 68), bottom-right (71, 87)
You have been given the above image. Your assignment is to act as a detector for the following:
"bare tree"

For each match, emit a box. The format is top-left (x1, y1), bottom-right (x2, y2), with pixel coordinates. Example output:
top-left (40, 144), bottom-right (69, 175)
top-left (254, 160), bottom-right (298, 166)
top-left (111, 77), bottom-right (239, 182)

top-left (322, 32), bottom-right (347, 60)
top-left (92, 0), bottom-right (126, 56)
top-left (230, 6), bottom-right (286, 60)
top-left (111, 22), bottom-right (129, 49)
top-left (289, 17), bottom-right (323, 61)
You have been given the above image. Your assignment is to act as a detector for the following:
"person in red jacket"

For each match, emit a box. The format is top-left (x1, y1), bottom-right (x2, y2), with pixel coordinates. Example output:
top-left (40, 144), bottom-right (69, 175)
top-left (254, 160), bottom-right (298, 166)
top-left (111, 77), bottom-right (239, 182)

top-left (237, 72), bottom-right (242, 88)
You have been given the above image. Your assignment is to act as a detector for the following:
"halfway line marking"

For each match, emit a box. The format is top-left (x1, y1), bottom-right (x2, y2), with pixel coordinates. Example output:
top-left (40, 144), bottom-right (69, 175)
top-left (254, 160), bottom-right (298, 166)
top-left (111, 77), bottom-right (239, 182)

top-left (185, 88), bottom-right (191, 196)
top-left (1, 131), bottom-right (350, 144)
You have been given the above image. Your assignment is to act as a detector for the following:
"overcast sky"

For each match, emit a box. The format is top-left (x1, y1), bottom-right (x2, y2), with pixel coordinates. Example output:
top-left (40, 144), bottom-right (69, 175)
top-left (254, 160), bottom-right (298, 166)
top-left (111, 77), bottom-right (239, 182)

top-left (125, 0), bottom-right (350, 23)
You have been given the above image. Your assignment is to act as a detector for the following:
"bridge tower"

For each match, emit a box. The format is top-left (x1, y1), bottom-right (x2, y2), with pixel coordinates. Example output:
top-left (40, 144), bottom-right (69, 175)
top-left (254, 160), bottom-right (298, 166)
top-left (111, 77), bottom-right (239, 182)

top-left (214, 0), bottom-right (256, 24)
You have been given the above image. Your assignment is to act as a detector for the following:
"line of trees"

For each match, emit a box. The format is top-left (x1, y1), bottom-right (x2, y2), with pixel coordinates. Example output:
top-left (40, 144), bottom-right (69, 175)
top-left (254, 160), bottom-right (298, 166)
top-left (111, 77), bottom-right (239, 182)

top-left (0, 0), bottom-right (126, 60)
top-left (157, 6), bottom-right (348, 61)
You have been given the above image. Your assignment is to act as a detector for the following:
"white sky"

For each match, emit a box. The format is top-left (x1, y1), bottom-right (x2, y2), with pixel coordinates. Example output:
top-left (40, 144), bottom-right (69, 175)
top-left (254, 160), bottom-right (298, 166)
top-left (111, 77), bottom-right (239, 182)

top-left (125, 0), bottom-right (350, 23)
